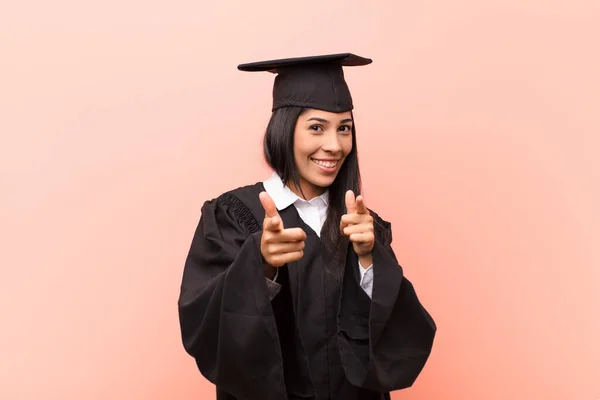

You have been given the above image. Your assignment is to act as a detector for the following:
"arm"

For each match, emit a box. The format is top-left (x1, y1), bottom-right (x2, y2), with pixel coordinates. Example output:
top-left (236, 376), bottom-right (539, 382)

top-left (357, 260), bottom-right (374, 298)
top-left (177, 196), bottom-right (286, 400)
top-left (338, 214), bottom-right (437, 392)
top-left (265, 267), bottom-right (281, 299)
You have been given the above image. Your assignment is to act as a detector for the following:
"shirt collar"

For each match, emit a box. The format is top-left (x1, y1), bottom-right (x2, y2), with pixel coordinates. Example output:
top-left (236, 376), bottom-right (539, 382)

top-left (263, 172), bottom-right (329, 211)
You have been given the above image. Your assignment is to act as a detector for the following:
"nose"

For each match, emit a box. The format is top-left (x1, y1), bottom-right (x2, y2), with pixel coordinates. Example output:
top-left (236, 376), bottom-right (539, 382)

top-left (321, 131), bottom-right (342, 154)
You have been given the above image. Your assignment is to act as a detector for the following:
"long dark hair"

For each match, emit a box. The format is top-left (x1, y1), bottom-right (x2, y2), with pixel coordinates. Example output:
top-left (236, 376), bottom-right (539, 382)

top-left (263, 106), bottom-right (362, 263)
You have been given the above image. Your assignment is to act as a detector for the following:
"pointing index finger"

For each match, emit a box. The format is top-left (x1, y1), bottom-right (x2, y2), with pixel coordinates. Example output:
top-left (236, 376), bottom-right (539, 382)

top-left (355, 195), bottom-right (369, 215)
top-left (260, 191), bottom-right (284, 232)
top-left (260, 191), bottom-right (280, 219)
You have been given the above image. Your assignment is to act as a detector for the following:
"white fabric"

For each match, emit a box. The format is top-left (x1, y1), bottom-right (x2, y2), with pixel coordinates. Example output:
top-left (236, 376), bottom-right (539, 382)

top-left (263, 172), bottom-right (374, 298)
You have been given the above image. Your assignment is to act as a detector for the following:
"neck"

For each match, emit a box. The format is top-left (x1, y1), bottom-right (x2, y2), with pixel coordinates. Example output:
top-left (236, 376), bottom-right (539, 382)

top-left (286, 178), bottom-right (326, 200)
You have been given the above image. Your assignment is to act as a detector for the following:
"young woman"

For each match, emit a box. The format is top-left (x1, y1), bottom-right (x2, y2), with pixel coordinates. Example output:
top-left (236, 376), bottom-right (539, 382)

top-left (178, 53), bottom-right (436, 400)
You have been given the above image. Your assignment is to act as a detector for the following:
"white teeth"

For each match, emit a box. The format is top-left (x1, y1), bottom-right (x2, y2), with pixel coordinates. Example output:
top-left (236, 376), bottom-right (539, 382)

top-left (311, 159), bottom-right (338, 168)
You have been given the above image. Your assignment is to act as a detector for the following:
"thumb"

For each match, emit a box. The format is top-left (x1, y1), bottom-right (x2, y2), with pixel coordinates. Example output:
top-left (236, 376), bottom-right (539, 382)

top-left (345, 190), bottom-right (357, 214)
top-left (259, 191), bottom-right (280, 219)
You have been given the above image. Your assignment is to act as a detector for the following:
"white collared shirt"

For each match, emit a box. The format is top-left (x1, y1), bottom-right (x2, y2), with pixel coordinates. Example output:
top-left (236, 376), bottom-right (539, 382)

top-left (263, 172), bottom-right (374, 298)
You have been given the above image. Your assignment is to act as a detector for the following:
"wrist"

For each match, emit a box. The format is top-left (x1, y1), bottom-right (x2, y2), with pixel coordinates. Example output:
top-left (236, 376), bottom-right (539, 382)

top-left (358, 253), bottom-right (373, 269)
top-left (263, 261), bottom-right (277, 280)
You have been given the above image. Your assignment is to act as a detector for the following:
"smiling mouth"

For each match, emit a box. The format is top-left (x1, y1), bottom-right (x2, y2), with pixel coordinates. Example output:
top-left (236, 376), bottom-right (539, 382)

top-left (310, 158), bottom-right (339, 168)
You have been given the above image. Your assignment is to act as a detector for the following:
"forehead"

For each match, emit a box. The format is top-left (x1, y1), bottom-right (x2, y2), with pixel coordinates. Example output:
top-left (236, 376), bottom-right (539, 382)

top-left (300, 108), bottom-right (353, 122)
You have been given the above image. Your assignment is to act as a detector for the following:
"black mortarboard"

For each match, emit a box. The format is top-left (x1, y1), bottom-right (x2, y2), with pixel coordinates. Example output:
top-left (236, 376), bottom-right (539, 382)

top-left (238, 53), bottom-right (372, 113)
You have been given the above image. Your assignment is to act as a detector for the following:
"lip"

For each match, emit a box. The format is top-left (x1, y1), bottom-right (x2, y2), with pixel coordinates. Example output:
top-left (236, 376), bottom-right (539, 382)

top-left (310, 158), bottom-right (340, 174)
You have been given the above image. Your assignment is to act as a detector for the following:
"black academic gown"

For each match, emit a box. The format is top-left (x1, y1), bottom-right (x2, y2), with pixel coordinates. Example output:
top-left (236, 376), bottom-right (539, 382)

top-left (178, 182), bottom-right (436, 400)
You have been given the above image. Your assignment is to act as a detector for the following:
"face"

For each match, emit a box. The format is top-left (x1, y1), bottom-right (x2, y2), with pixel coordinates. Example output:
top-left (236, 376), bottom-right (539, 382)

top-left (290, 108), bottom-right (354, 199)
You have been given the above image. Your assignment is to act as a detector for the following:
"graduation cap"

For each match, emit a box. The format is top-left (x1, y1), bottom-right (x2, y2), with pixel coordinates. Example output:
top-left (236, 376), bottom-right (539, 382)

top-left (238, 53), bottom-right (372, 113)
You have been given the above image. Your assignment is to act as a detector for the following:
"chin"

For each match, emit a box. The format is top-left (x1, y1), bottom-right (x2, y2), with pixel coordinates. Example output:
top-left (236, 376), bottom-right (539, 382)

top-left (309, 175), bottom-right (337, 189)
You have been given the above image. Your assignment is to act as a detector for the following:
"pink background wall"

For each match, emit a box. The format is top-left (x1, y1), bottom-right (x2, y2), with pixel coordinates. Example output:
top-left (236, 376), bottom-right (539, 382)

top-left (1, 1), bottom-right (599, 399)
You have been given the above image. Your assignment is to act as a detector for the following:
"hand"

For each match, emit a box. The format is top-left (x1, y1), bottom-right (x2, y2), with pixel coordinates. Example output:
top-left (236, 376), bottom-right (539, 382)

top-left (340, 190), bottom-right (375, 260)
top-left (259, 192), bottom-right (307, 270)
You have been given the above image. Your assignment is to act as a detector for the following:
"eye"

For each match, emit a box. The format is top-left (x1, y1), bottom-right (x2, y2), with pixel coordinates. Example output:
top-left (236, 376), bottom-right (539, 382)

top-left (309, 124), bottom-right (324, 132)
top-left (338, 125), bottom-right (352, 134)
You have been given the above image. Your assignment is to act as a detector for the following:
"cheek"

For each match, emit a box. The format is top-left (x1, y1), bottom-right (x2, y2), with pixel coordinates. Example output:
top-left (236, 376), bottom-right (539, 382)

top-left (342, 136), bottom-right (353, 155)
top-left (293, 142), bottom-right (312, 171)
top-left (295, 133), bottom-right (320, 160)
top-left (294, 143), bottom-right (309, 162)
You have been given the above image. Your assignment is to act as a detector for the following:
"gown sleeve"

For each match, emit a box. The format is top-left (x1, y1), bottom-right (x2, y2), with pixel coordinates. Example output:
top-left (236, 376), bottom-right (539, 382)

top-left (177, 195), bottom-right (287, 400)
top-left (337, 212), bottom-right (437, 393)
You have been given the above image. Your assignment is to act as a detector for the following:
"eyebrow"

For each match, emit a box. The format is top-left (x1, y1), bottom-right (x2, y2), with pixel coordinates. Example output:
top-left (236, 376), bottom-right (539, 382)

top-left (306, 117), bottom-right (354, 124)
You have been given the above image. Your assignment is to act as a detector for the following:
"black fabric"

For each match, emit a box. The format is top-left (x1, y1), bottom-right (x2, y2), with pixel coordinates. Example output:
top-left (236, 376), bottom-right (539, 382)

top-left (178, 182), bottom-right (436, 400)
top-left (272, 264), bottom-right (315, 398)
top-left (237, 53), bottom-right (372, 112)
